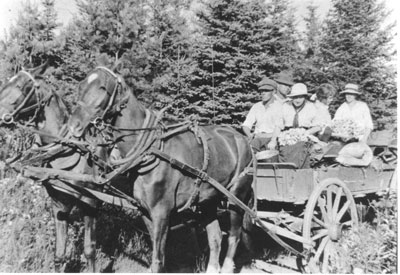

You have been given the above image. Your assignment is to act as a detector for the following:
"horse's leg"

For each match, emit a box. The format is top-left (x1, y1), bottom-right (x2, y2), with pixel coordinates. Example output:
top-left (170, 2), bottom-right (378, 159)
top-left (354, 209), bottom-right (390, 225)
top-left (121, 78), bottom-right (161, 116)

top-left (45, 184), bottom-right (73, 272)
top-left (205, 218), bottom-right (222, 273)
top-left (81, 204), bottom-right (98, 273)
top-left (150, 209), bottom-right (170, 272)
top-left (220, 205), bottom-right (242, 273)
top-left (221, 176), bottom-right (252, 273)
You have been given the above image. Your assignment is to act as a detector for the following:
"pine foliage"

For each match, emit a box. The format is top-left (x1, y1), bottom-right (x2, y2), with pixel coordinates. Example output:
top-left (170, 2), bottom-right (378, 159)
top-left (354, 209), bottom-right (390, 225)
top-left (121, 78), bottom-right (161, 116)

top-left (318, 0), bottom-right (396, 129)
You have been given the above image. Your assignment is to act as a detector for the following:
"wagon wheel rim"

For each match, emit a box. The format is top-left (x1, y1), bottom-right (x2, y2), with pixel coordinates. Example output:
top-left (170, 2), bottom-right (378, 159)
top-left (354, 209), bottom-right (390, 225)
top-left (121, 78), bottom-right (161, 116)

top-left (300, 178), bottom-right (358, 273)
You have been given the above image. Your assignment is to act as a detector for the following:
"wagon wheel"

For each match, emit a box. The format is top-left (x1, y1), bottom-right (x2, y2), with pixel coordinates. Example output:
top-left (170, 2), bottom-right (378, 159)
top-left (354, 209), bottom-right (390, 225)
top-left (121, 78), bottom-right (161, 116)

top-left (300, 178), bottom-right (358, 273)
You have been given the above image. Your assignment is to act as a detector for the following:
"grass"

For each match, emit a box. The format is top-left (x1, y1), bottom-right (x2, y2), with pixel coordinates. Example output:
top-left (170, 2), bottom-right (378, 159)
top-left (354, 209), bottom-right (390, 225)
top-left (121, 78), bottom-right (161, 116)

top-left (330, 190), bottom-right (398, 273)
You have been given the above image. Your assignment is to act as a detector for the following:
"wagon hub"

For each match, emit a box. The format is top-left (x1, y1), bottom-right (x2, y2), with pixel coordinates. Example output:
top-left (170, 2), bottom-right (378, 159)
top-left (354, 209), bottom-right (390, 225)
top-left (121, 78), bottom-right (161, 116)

top-left (328, 223), bottom-right (342, 241)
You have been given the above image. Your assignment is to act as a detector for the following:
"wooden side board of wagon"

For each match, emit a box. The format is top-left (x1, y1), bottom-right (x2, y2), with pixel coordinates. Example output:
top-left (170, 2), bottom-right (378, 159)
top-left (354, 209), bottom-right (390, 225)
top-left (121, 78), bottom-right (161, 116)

top-left (249, 148), bottom-right (396, 273)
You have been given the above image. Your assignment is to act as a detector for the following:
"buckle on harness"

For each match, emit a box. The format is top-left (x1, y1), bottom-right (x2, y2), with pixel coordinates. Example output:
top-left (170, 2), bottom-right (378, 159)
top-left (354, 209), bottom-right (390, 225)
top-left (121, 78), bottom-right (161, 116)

top-left (1, 113), bottom-right (14, 124)
top-left (91, 117), bottom-right (105, 130)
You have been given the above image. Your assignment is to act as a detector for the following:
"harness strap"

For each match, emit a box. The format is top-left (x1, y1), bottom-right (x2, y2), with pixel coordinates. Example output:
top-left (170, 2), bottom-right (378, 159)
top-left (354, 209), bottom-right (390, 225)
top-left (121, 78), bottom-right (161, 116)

top-left (94, 66), bottom-right (125, 121)
top-left (11, 85), bottom-right (36, 117)
top-left (149, 148), bottom-right (304, 257)
top-left (178, 124), bottom-right (210, 212)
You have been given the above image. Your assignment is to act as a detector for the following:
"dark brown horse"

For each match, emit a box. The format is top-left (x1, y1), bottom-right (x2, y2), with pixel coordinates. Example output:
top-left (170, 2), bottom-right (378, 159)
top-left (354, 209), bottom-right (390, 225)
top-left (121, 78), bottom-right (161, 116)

top-left (67, 67), bottom-right (254, 272)
top-left (0, 64), bottom-right (99, 272)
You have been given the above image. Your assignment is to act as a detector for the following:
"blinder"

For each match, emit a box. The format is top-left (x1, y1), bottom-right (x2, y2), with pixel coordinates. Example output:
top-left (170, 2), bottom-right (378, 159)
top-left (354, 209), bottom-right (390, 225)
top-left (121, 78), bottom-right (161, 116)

top-left (0, 70), bottom-right (41, 124)
top-left (85, 67), bottom-right (129, 130)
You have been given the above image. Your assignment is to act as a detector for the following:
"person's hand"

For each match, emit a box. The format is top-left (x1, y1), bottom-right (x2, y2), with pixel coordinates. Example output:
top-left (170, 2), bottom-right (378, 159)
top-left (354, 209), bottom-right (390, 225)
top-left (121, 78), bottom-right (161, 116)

top-left (247, 133), bottom-right (255, 141)
top-left (267, 140), bottom-right (277, 150)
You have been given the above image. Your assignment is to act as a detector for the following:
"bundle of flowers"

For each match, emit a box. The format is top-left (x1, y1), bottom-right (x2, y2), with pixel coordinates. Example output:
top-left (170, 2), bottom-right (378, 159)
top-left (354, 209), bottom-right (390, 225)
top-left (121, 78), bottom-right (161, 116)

top-left (278, 128), bottom-right (308, 146)
top-left (331, 119), bottom-right (364, 140)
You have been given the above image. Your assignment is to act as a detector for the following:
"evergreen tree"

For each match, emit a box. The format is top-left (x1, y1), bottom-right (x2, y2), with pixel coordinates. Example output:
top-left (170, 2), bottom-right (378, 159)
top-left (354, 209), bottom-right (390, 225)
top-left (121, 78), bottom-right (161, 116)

top-left (266, 0), bottom-right (301, 72)
top-left (292, 2), bottom-right (326, 93)
top-left (0, 0), bottom-right (61, 79)
top-left (303, 2), bottom-right (320, 57)
top-left (130, 0), bottom-right (196, 108)
top-left (319, 0), bottom-right (396, 129)
top-left (171, 0), bottom-right (300, 126)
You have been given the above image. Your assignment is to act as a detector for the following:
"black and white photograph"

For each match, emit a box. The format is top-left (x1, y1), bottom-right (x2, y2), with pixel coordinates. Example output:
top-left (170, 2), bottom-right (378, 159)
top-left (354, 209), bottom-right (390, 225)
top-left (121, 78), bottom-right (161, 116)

top-left (0, 0), bottom-right (397, 273)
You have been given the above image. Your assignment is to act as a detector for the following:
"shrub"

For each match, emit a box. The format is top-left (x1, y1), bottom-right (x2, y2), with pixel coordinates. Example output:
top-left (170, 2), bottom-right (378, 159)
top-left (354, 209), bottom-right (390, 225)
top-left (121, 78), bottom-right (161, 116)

top-left (0, 176), bottom-right (55, 272)
top-left (331, 191), bottom-right (397, 273)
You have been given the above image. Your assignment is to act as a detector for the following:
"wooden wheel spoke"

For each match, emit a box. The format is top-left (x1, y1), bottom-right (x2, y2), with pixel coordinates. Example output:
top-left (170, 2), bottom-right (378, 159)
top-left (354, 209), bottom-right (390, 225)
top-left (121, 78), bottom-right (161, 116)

top-left (332, 187), bottom-right (343, 220)
top-left (311, 229), bottom-right (328, 241)
top-left (312, 216), bottom-right (328, 228)
top-left (317, 197), bottom-right (329, 222)
top-left (336, 200), bottom-right (351, 222)
top-left (326, 187), bottom-right (333, 218)
top-left (322, 241), bottom-right (333, 273)
top-left (313, 236), bottom-right (329, 261)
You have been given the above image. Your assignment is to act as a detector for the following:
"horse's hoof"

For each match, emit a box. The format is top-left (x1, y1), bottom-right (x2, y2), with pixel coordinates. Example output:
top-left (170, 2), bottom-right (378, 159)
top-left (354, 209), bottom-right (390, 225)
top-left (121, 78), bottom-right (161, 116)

top-left (206, 265), bottom-right (220, 273)
top-left (221, 258), bottom-right (235, 273)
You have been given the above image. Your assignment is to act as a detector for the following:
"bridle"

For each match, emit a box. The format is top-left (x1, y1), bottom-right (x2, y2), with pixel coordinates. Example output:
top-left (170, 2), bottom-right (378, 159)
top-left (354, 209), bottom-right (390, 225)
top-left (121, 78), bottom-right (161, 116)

top-left (0, 70), bottom-right (51, 126)
top-left (77, 66), bottom-right (129, 131)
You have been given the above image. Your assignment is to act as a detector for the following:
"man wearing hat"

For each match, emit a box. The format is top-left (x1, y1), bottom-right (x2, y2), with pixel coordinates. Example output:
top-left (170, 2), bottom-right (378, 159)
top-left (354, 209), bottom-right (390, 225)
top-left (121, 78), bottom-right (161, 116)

top-left (333, 83), bottom-right (373, 143)
top-left (282, 83), bottom-right (322, 134)
top-left (273, 71), bottom-right (294, 103)
top-left (242, 77), bottom-right (284, 152)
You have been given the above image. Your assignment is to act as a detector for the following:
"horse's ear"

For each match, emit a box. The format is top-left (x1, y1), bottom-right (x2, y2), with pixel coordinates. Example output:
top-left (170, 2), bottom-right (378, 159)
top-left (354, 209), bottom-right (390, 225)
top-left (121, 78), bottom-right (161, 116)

top-left (111, 58), bottom-right (123, 73)
top-left (26, 61), bottom-right (49, 76)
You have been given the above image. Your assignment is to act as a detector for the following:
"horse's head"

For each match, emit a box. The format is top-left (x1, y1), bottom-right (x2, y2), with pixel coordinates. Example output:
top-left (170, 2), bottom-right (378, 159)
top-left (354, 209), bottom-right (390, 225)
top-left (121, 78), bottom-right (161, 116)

top-left (0, 63), bottom-right (48, 125)
top-left (68, 67), bottom-right (129, 138)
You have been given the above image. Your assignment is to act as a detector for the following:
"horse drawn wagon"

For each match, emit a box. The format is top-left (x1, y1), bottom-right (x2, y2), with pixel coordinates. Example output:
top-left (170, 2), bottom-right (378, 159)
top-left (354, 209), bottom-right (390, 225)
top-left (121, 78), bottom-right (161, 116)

top-left (1, 65), bottom-right (396, 273)
top-left (16, 130), bottom-right (396, 273)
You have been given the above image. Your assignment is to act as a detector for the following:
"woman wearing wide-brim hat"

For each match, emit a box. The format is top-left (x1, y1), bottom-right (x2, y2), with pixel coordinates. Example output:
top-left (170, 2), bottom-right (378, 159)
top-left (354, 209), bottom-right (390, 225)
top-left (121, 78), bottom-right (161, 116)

top-left (279, 83), bottom-right (323, 169)
top-left (333, 83), bottom-right (374, 143)
top-left (282, 83), bottom-right (322, 135)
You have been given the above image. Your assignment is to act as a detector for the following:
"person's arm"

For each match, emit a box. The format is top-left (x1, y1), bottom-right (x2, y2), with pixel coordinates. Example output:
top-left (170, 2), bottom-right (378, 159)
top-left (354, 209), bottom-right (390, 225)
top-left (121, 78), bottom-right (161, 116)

top-left (360, 128), bottom-right (372, 143)
top-left (242, 105), bottom-right (257, 139)
top-left (333, 103), bottom-right (345, 121)
top-left (306, 103), bottom-right (322, 135)
top-left (360, 103), bottom-right (374, 143)
top-left (306, 126), bottom-right (322, 135)
top-left (242, 125), bottom-right (253, 139)
top-left (267, 126), bottom-right (280, 149)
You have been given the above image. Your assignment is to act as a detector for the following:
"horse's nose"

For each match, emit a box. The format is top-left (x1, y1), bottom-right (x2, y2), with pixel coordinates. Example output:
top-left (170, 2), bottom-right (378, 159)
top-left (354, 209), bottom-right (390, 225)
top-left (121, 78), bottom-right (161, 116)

top-left (0, 107), bottom-right (7, 117)
top-left (68, 118), bottom-right (84, 138)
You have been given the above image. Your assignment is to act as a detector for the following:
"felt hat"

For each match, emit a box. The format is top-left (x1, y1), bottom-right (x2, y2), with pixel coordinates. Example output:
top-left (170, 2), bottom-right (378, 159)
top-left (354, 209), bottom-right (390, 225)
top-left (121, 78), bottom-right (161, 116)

top-left (257, 77), bottom-right (277, 91)
top-left (340, 83), bottom-right (361, 95)
top-left (273, 71), bottom-right (294, 86)
top-left (287, 83), bottom-right (308, 97)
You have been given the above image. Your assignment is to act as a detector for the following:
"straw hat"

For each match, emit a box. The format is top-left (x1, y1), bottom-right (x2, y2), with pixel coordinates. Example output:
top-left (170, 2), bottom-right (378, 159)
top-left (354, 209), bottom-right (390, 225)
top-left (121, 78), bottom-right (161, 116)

top-left (340, 83), bottom-right (361, 95)
top-left (287, 83), bottom-right (308, 97)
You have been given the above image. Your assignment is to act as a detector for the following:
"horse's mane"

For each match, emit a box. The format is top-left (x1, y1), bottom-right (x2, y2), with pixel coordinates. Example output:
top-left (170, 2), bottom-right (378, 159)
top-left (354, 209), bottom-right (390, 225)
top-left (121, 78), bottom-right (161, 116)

top-left (37, 78), bottom-right (70, 124)
top-left (52, 91), bottom-right (70, 113)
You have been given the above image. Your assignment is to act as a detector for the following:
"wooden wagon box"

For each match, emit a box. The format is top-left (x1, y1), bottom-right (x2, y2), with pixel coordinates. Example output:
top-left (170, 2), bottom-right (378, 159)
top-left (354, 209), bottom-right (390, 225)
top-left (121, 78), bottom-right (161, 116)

top-left (253, 163), bottom-right (396, 204)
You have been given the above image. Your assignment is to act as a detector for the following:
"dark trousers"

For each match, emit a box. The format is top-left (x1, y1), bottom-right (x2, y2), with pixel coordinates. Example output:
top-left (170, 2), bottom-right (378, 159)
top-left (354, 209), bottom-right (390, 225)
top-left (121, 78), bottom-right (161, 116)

top-left (318, 126), bottom-right (333, 143)
top-left (250, 137), bottom-right (272, 153)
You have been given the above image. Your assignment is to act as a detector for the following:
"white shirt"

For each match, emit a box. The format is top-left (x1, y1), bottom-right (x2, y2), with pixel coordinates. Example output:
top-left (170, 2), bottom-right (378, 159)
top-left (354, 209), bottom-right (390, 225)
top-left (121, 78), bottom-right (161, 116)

top-left (282, 101), bottom-right (321, 128)
top-left (314, 100), bottom-right (332, 127)
top-left (242, 100), bottom-right (284, 134)
top-left (273, 93), bottom-right (289, 104)
top-left (333, 101), bottom-right (374, 130)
